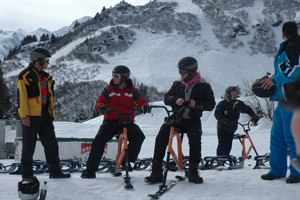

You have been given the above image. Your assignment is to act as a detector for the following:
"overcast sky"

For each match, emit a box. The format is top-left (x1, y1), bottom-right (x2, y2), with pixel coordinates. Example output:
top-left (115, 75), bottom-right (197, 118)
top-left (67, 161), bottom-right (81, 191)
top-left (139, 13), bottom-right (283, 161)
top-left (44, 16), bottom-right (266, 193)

top-left (0, 0), bottom-right (149, 32)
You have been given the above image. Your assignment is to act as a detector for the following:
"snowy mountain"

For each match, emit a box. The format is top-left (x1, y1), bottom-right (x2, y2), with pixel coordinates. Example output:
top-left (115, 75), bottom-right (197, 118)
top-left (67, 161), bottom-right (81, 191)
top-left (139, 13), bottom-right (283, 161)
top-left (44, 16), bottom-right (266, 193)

top-left (54, 16), bottom-right (93, 37)
top-left (0, 29), bottom-right (27, 61)
top-left (2, 0), bottom-right (300, 121)
top-left (0, 16), bottom-right (92, 61)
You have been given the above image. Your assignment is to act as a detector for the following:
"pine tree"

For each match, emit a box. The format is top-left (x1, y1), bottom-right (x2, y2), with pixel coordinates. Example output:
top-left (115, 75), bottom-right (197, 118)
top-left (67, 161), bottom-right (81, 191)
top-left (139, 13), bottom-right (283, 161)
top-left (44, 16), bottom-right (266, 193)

top-left (0, 64), bottom-right (11, 119)
top-left (40, 34), bottom-right (49, 42)
top-left (74, 21), bottom-right (80, 29)
top-left (50, 33), bottom-right (57, 44)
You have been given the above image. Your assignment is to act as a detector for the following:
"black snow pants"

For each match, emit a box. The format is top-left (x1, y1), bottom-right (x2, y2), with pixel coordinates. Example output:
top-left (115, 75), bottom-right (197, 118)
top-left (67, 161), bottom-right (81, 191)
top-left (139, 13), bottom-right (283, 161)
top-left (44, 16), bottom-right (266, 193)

top-left (216, 130), bottom-right (235, 156)
top-left (21, 115), bottom-right (61, 178)
top-left (153, 119), bottom-right (202, 163)
top-left (86, 120), bottom-right (145, 173)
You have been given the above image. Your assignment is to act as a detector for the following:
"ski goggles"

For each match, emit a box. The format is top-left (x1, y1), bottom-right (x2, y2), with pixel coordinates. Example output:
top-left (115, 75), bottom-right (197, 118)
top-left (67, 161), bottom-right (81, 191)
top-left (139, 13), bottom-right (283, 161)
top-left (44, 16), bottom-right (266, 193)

top-left (179, 68), bottom-right (188, 75)
top-left (112, 73), bottom-right (121, 79)
top-left (44, 57), bottom-right (50, 64)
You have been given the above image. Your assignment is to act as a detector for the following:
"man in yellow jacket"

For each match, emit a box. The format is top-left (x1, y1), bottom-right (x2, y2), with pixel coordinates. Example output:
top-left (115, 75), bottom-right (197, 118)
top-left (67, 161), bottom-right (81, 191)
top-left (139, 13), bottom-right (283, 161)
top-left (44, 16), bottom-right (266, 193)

top-left (17, 47), bottom-right (70, 179)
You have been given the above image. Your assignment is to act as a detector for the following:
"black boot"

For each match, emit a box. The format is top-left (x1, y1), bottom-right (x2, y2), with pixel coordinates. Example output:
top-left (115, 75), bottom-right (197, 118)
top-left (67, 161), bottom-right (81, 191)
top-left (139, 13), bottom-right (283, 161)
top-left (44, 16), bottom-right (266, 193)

top-left (188, 160), bottom-right (203, 184)
top-left (49, 172), bottom-right (71, 179)
top-left (286, 176), bottom-right (300, 183)
top-left (81, 170), bottom-right (96, 179)
top-left (261, 173), bottom-right (280, 180)
top-left (144, 159), bottom-right (163, 183)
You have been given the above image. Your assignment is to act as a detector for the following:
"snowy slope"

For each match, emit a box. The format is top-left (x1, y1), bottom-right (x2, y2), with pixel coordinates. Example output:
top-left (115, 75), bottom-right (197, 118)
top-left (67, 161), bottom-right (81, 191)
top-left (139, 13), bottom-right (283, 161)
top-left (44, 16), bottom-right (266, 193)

top-left (1, 100), bottom-right (299, 200)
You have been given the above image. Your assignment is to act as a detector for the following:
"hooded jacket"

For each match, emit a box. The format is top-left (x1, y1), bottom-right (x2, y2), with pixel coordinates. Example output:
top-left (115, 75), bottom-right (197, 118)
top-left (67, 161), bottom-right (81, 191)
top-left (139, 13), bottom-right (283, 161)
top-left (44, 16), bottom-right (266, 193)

top-left (17, 64), bottom-right (55, 119)
top-left (95, 79), bottom-right (148, 122)
top-left (271, 34), bottom-right (300, 101)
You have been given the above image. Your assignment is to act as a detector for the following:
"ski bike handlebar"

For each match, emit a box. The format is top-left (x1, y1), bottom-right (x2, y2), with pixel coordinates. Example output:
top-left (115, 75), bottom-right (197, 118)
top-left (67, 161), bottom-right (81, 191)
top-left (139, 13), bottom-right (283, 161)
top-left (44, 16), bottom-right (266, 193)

top-left (238, 120), bottom-right (253, 133)
top-left (149, 105), bottom-right (204, 124)
top-left (109, 108), bottom-right (143, 124)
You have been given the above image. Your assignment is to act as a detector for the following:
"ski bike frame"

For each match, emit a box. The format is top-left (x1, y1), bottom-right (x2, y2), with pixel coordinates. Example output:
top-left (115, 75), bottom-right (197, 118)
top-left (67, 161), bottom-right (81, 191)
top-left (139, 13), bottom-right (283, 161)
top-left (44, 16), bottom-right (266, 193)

top-left (150, 105), bottom-right (203, 187)
top-left (235, 120), bottom-right (270, 169)
top-left (109, 108), bottom-right (142, 189)
top-left (235, 120), bottom-right (259, 160)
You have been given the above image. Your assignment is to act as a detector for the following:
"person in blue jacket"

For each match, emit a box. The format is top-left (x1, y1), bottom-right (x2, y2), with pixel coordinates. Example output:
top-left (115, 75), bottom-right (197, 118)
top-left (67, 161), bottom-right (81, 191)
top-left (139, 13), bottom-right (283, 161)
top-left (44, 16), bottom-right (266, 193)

top-left (261, 21), bottom-right (300, 184)
top-left (214, 86), bottom-right (258, 156)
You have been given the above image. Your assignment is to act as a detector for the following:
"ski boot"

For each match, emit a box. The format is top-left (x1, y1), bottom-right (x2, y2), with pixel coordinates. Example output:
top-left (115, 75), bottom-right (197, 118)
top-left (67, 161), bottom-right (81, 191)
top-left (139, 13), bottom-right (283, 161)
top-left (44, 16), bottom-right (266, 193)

top-left (188, 159), bottom-right (203, 184)
top-left (49, 172), bottom-right (71, 179)
top-left (261, 173), bottom-right (280, 180)
top-left (144, 159), bottom-right (163, 184)
top-left (286, 176), bottom-right (300, 184)
top-left (81, 170), bottom-right (96, 178)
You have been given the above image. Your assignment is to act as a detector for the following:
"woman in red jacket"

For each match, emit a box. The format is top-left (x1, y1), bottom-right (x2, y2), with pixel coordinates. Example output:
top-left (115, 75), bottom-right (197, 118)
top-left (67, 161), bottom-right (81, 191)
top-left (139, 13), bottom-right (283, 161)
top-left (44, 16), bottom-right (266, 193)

top-left (81, 65), bottom-right (151, 178)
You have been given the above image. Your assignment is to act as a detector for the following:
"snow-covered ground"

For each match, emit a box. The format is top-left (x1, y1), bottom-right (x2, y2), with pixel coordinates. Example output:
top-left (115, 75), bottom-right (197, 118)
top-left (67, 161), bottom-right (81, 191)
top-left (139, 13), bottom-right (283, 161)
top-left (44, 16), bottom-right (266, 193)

top-left (1, 100), bottom-right (299, 200)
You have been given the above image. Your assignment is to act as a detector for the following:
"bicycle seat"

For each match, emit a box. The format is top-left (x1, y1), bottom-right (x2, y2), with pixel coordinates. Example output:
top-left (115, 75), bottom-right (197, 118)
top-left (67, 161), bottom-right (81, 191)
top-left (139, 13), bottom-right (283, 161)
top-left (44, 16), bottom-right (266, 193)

top-left (174, 128), bottom-right (187, 133)
top-left (233, 134), bottom-right (246, 139)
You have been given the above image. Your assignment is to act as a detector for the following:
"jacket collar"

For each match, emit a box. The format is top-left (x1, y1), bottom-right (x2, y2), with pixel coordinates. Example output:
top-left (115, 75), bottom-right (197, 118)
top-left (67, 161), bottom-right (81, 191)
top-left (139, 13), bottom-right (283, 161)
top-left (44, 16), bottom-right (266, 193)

top-left (279, 34), bottom-right (300, 56)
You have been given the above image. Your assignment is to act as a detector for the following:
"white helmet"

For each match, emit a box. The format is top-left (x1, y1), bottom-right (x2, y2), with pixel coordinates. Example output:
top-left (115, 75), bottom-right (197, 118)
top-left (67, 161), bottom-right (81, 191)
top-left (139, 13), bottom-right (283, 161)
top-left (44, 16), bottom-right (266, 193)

top-left (18, 177), bottom-right (40, 200)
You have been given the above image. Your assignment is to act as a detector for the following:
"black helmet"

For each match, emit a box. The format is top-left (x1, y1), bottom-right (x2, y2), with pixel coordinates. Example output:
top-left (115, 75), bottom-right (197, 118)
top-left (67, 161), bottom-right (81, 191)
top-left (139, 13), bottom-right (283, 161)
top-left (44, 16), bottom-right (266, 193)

top-left (251, 79), bottom-right (276, 98)
top-left (112, 65), bottom-right (130, 82)
top-left (30, 47), bottom-right (51, 63)
top-left (177, 57), bottom-right (198, 72)
top-left (18, 176), bottom-right (40, 200)
top-left (225, 86), bottom-right (240, 99)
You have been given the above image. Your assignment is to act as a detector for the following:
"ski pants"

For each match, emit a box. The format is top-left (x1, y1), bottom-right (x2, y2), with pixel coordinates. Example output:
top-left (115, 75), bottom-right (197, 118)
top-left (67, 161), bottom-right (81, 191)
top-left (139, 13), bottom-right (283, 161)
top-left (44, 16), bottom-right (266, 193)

top-left (216, 130), bottom-right (235, 156)
top-left (153, 119), bottom-right (202, 163)
top-left (21, 115), bottom-right (61, 178)
top-left (86, 120), bottom-right (145, 173)
top-left (269, 103), bottom-right (300, 178)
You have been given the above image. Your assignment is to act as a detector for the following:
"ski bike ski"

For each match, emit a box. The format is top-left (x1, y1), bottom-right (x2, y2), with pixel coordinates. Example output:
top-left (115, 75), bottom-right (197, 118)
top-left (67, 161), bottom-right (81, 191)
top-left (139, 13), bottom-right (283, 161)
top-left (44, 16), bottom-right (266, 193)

top-left (147, 105), bottom-right (203, 198)
top-left (148, 180), bottom-right (176, 199)
top-left (110, 108), bottom-right (143, 189)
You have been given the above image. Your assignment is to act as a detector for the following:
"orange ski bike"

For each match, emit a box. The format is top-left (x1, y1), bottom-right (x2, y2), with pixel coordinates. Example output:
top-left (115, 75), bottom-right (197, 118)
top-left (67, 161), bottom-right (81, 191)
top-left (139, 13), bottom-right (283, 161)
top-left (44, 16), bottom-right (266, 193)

top-left (148, 105), bottom-right (202, 198)
top-left (109, 108), bottom-right (142, 189)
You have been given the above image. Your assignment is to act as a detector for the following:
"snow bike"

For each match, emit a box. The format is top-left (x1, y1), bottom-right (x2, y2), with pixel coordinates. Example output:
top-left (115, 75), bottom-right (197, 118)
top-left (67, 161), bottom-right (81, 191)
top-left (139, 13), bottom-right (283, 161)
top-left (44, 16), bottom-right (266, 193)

top-left (60, 159), bottom-right (84, 173)
top-left (109, 108), bottom-right (143, 189)
top-left (235, 120), bottom-right (269, 169)
top-left (202, 120), bottom-right (268, 170)
top-left (147, 105), bottom-right (203, 198)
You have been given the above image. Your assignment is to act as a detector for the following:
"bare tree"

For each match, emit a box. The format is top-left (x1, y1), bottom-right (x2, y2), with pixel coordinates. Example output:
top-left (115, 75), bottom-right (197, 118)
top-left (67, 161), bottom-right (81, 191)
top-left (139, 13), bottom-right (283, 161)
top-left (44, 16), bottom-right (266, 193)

top-left (242, 79), bottom-right (275, 121)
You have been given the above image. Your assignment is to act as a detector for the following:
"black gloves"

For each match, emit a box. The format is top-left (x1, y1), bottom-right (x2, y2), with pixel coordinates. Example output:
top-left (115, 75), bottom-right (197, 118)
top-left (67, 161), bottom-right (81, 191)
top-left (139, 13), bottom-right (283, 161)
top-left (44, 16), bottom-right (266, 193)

top-left (98, 106), bottom-right (109, 115)
top-left (252, 115), bottom-right (259, 124)
top-left (182, 101), bottom-right (190, 106)
top-left (142, 104), bottom-right (151, 114)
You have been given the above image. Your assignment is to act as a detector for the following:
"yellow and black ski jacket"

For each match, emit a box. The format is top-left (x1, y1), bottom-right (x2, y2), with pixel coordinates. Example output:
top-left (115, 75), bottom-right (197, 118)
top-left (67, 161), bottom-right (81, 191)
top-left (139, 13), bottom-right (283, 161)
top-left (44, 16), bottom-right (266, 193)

top-left (17, 64), bottom-right (55, 119)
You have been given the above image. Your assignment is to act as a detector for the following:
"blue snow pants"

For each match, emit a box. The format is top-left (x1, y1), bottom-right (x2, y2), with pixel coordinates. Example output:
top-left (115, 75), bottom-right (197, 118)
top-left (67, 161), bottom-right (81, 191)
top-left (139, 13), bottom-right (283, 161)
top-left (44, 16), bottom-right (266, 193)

top-left (269, 103), bottom-right (300, 178)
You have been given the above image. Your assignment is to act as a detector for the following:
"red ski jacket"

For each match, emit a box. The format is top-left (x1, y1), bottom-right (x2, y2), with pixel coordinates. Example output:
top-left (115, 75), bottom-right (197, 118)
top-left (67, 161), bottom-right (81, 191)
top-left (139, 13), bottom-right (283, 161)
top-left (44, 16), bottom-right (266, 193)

top-left (95, 79), bottom-right (148, 122)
